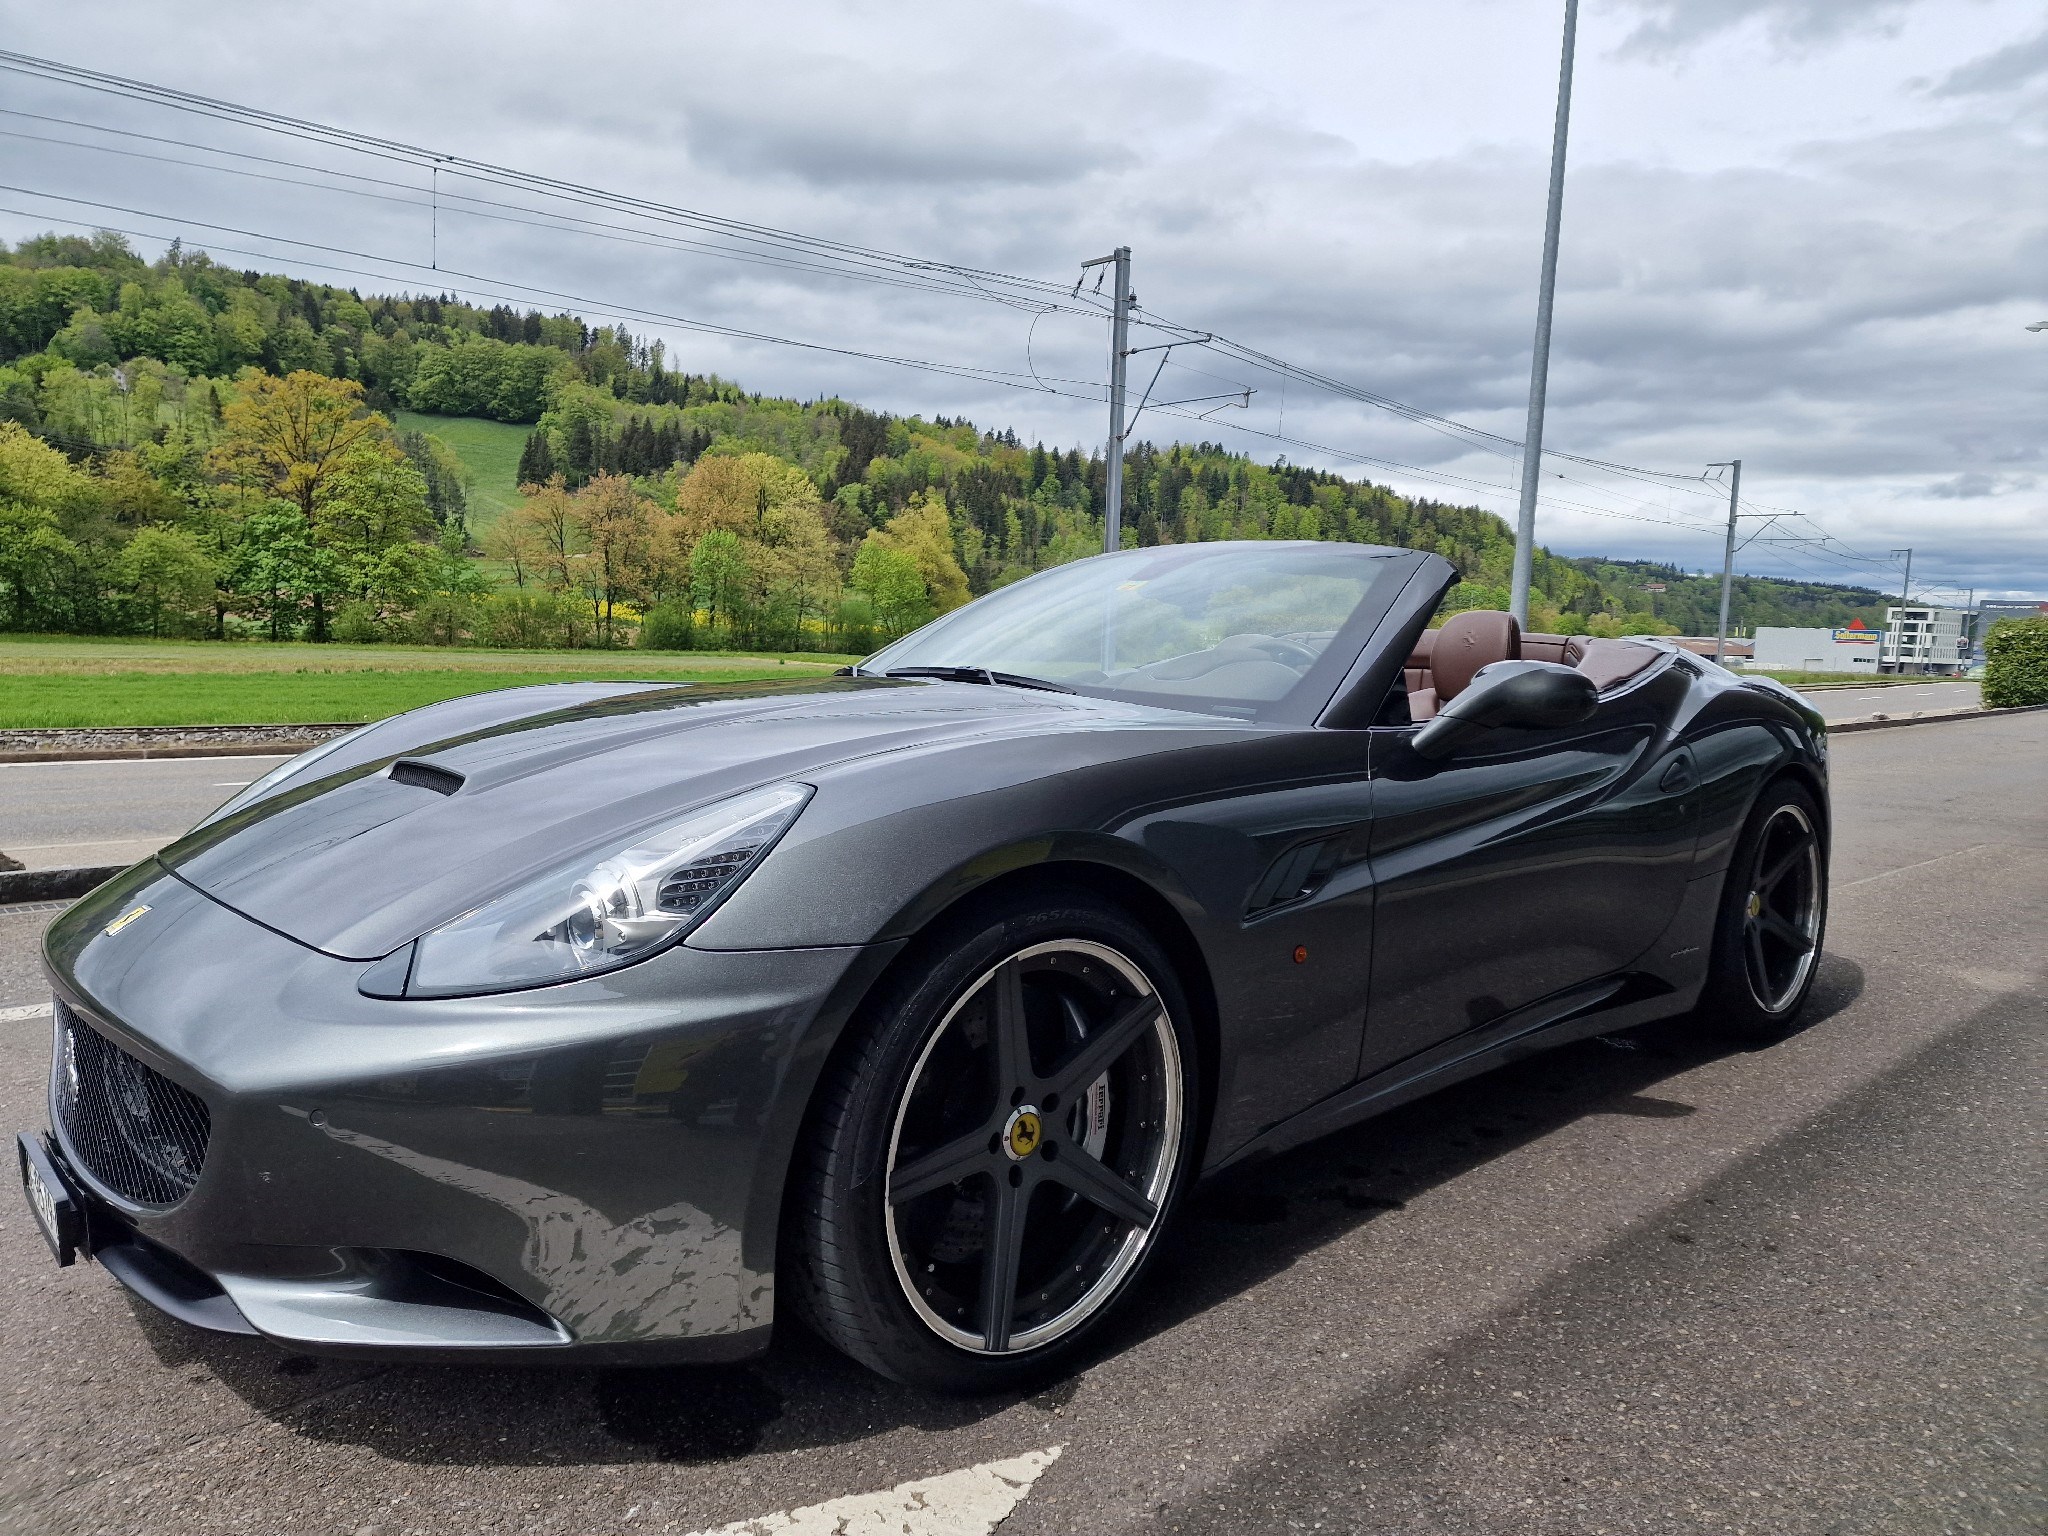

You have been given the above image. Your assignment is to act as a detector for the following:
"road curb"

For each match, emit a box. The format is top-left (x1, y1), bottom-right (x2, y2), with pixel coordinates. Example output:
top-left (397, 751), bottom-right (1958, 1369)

top-left (1831, 703), bottom-right (2048, 733)
top-left (0, 722), bottom-right (352, 764)
top-left (0, 865), bottom-right (124, 903)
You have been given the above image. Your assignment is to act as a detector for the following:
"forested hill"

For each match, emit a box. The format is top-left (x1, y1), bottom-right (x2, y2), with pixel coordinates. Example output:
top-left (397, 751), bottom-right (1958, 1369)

top-left (0, 231), bottom-right (1892, 646)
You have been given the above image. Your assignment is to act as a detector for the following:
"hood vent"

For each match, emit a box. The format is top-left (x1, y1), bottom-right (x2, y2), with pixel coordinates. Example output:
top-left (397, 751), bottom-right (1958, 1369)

top-left (387, 759), bottom-right (464, 796)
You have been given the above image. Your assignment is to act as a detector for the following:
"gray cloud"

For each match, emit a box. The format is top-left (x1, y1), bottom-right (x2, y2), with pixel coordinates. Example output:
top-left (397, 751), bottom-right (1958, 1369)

top-left (0, 0), bottom-right (2042, 594)
top-left (1612, 0), bottom-right (1917, 57)
top-left (1928, 26), bottom-right (2048, 94)
top-left (1925, 472), bottom-right (2003, 498)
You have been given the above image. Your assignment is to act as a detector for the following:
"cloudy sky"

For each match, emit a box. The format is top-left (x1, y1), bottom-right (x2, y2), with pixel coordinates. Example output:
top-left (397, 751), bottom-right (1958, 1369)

top-left (3, 0), bottom-right (2043, 598)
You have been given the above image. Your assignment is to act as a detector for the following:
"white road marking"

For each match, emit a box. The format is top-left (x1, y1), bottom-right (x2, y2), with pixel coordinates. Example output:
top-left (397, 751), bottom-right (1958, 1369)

top-left (682, 1446), bottom-right (1062, 1536)
top-left (0, 1002), bottom-right (53, 1022)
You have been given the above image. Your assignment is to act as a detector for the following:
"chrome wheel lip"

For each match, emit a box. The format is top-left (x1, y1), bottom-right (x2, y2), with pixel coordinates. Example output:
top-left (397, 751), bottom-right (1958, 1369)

top-left (884, 938), bottom-right (1184, 1357)
top-left (1743, 803), bottom-right (1823, 1014)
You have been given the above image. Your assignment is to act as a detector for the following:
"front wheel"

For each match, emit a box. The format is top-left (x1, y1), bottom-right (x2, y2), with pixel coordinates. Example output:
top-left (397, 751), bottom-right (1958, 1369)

top-left (1697, 779), bottom-right (1828, 1039)
top-left (786, 892), bottom-right (1199, 1393)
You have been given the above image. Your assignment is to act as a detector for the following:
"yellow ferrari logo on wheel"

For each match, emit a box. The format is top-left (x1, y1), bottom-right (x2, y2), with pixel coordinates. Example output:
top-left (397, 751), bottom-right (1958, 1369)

top-left (1005, 1108), bottom-right (1043, 1160)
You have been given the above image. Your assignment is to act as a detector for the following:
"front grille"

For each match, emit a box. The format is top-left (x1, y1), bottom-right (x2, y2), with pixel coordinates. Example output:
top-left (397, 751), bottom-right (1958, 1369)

top-left (52, 1001), bottom-right (211, 1207)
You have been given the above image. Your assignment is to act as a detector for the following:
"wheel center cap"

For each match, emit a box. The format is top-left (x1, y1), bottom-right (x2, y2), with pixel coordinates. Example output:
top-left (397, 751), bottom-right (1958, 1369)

top-left (1746, 891), bottom-right (1763, 919)
top-left (1003, 1106), bottom-right (1044, 1161)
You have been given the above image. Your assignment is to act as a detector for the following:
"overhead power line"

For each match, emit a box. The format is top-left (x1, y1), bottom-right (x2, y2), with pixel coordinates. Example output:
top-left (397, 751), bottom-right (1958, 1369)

top-left (0, 49), bottom-right (1926, 591)
top-left (0, 47), bottom-right (1728, 493)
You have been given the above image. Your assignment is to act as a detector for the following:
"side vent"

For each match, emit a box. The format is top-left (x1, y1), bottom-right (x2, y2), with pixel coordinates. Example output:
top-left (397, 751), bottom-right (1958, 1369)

top-left (1245, 836), bottom-right (1344, 917)
top-left (388, 759), bottom-right (464, 796)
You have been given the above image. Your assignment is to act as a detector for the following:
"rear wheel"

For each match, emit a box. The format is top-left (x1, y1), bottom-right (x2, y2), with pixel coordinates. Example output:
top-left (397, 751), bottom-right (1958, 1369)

top-left (1698, 780), bottom-right (1828, 1038)
top-left (787, 892), bottom-right (1198, 1393)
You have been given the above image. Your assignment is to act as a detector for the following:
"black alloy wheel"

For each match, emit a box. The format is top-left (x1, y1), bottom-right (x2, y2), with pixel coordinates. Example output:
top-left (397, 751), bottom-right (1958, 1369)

top-left (1699, 779), bottom-right (1828, 1038)
top-left (788, 894), bottom-right (1198, 1392)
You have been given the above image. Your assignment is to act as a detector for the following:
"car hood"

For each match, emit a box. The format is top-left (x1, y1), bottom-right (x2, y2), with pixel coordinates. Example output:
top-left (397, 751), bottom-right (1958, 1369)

top-left (160, 675), bottom-right (1141, 959)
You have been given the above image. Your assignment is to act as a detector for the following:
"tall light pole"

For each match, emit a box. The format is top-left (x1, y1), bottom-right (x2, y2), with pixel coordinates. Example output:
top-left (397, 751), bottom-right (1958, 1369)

top-left (1709, 459), bottom-right (1743, 663)
top-left (1509, 0), bottom-right (1581, 627)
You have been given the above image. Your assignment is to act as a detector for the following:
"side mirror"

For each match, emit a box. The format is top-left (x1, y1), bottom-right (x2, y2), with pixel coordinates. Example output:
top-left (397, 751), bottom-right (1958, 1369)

top-left (1411, 660), bottom-right (1598, 760)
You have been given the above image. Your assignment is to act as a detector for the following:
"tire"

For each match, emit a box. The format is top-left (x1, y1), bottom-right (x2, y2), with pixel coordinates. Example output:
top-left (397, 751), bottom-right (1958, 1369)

top-left (1697, 778), bottom-right (1829, 1039)
top-left (786, 889), bottom-right (1201, 1393)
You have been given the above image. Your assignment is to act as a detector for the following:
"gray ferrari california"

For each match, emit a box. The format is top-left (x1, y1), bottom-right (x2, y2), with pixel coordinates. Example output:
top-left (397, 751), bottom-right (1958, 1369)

top-left (18, 540), bottom-right (1829, 1391)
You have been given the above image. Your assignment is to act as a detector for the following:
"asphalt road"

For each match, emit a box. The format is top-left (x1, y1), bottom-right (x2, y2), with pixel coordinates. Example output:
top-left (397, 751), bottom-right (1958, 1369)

top-left (0, 755), bottom-right (287, 870)
top-left (0, 717), bottom-right (2042, 1535)
top-left (1801, 679), bottom-right (1980, 721)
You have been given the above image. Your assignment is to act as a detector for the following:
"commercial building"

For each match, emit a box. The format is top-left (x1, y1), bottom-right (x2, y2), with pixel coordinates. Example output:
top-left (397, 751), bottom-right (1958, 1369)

top-left (1882, 606), bottom-right (1968, 674)
top-left (1749, 624), bottom-right (1882, 675)
top-left (1972, 600), bottom-right (2048, 661)
top-left (1667, 637), bottom-right (1753, 665)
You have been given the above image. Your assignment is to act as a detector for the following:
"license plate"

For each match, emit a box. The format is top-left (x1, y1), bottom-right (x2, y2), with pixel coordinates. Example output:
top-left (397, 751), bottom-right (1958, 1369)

top-left (16, 1133), bottom-right (80, 1267)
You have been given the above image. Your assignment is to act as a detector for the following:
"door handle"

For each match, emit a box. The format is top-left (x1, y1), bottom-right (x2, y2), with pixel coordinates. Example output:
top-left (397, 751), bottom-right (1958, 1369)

top-left (1658, 757), bottom-right (1695, 795)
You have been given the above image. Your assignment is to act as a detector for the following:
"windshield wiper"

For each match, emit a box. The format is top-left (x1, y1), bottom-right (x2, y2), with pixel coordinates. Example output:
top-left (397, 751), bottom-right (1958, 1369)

top-left (882, 665), bottom-right (1073, 694)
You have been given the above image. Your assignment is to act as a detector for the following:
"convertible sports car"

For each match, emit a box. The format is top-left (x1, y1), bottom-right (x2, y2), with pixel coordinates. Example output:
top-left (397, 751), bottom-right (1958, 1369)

top-left (18, 540), bottom-right (1830, 1392)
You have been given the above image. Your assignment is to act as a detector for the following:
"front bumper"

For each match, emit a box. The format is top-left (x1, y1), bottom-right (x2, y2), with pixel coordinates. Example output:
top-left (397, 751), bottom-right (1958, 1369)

top-left (28, 861), bottom-right (897, 1363)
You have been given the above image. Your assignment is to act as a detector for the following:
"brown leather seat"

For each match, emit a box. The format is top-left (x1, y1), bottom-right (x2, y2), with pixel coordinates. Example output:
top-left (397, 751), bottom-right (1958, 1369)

top-left (1567, 636), bottom-right (1663, 692)
top-left (1408, 609), bottom-right (1520, 720)
top-left (1405, 627), bottom-right (1437, 705)
top-left (1402, 613), bottom-right (1665, 723)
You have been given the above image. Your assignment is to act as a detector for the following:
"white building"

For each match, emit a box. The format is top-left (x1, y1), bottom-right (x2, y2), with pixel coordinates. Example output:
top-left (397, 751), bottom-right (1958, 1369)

top-left (1749, 625), bottom-right (1883, 675)
top-left (1883, 607), bottom-right (1969, 674)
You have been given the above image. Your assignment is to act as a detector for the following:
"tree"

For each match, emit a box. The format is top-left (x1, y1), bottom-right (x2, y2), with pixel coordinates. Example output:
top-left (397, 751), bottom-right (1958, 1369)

top-left (849, 538), bottom-right (929, 636)
top-left (228, 504), bottom-right (341, 642)
top-left (571, 473), bottom-right (659, 644)
top-left (209, 371), bottom-right (386, 640)
top-left (118, 526), bottom-right (215, 637)
top-left (318, 442), bottom-right (437, 609)
top-left (0, 422), bottom-right (90, 628)
top-left (210, 370), bottom-right (384, 518)
top-left (516, 428), bottom-right (557, 487)
top-left (675, 452), bottom-right (837, 645)
top-left (864, 491), bottom-right (970, 617)
top-left (689, 528), bottom-right (748, 637)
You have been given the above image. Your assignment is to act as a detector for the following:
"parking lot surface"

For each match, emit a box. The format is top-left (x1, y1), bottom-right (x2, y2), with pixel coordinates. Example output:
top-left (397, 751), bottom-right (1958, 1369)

top-left (0, 716), bottom-right (2041, 1535)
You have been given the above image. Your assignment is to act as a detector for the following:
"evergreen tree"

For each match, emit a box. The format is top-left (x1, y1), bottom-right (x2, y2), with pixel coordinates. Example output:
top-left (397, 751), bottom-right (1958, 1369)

top-left (562, 416), bottom-right (595, 487)
top-left (516, 429), bottom-right (556, 487)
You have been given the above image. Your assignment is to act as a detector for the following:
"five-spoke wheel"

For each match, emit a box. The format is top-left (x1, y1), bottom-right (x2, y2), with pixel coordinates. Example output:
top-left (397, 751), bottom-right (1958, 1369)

top-left (885, 940), bottom-right (1182, 1354)
top-left (1699, 779), bottom-right (1828, 1037)
top-left (788, 893), bottom-right (1197, 1392)
top-left (1740, 802), bottom-right (1822, 1013)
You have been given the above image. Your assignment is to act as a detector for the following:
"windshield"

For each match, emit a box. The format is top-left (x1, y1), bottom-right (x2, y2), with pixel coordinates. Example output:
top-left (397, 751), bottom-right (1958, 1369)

top-left (863, 541), bottom-right (1406, 718)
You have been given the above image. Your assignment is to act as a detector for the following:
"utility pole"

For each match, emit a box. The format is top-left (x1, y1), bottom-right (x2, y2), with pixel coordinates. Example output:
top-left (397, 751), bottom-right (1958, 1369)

top-left (1887, 548), bottom-right (1912, 672)
top-left (1509, 0), bottom-right (1581, 626)
top-left (1709, 460), bottom-right (1742, 664)
top-left (1079, 247), bottom-right (1135, 555)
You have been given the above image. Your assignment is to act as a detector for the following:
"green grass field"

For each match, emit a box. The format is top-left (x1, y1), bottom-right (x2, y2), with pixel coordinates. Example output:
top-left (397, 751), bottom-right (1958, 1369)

top-left (0, 636), bottom-right (855, 728)
top-left (1746, 670), bottom-right (1953, 688)
top-left (392, 412), bottom-right (531, 530)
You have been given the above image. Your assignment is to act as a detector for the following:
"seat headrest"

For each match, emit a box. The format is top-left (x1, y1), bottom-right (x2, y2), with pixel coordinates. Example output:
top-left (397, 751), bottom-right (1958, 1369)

top-left (1408, 628), bottom-right (1438, 669)
top-left (1431, 610), bottom-right (1521, 701)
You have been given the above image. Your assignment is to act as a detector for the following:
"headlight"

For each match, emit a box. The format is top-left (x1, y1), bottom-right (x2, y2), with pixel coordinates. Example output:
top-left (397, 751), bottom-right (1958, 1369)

top-left (393, 782), bottom-right (813, 998)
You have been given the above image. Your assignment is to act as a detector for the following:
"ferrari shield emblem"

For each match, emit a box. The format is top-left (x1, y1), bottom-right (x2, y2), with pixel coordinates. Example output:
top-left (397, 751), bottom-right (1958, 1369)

top-left (103, 905), bottom-right (151, 937)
